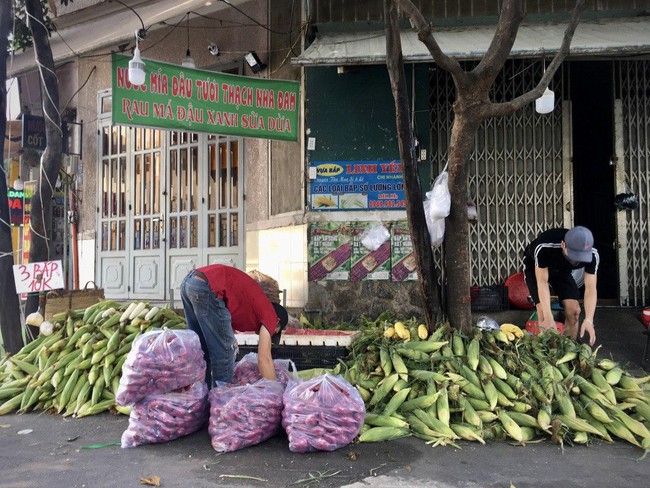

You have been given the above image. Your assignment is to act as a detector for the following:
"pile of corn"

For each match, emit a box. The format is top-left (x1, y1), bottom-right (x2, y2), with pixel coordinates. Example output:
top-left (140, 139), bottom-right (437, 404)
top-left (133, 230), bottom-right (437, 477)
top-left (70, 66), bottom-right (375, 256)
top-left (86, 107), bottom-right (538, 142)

top-left (340, 318), bottom-right (650, 450)
top-left (0, 300), bottom-right (186, 417)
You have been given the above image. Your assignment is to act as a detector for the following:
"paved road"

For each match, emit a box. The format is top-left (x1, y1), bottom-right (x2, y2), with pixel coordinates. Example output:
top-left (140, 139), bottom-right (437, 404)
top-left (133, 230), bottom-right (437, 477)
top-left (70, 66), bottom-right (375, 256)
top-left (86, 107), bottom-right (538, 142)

top-left (0, 409), bottom-right (648, 488)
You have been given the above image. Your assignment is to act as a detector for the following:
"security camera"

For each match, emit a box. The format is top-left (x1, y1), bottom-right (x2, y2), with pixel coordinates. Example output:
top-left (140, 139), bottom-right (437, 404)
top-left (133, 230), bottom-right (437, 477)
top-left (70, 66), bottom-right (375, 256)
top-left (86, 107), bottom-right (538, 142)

top-left (208, 43), bottom-right (219, 56)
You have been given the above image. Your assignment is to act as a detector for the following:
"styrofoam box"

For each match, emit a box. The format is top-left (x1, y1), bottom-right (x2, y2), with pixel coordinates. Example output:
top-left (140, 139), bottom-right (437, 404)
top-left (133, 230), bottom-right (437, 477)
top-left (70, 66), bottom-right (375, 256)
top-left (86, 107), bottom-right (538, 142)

top-left (235, 328), bottom-right (359, 347)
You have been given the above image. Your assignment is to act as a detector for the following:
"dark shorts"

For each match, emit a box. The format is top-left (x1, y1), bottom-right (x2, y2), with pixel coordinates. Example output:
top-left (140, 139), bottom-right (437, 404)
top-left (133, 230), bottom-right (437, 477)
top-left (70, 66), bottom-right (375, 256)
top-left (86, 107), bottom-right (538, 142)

top-left (523, 256), bottom-right (580, 304)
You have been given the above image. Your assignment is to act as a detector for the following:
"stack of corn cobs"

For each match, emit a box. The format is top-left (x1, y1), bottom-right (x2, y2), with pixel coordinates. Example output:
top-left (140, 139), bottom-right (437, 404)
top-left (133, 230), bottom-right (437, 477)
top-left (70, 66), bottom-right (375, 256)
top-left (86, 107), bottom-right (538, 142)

top-left (343, 318), bottom-right (650, 451)
top-left (0, 300), bottom-right (186, 417)
top-left (2, 302), bottom-right (649, 454)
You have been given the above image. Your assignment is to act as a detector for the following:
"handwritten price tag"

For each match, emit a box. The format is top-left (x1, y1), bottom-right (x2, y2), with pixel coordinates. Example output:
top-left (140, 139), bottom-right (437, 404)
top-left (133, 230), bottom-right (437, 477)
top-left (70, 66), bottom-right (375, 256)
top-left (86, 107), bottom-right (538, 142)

top-left (13, 260), bottom-right (64, 294)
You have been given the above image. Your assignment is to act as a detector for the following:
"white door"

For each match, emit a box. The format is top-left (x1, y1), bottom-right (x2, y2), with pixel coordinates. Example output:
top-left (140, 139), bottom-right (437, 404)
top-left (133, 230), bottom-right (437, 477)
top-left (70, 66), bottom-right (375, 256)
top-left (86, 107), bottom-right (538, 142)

top-left (98, 101), bottom-right (244, 301)
top-left (166, 133), bottom-right (245, 301)
top-left (98, 125), bottom-right (129, 298)
top-left (130, 127), bottom-right (165, 299)
top-left (166, 131), bottom-right (202, 299)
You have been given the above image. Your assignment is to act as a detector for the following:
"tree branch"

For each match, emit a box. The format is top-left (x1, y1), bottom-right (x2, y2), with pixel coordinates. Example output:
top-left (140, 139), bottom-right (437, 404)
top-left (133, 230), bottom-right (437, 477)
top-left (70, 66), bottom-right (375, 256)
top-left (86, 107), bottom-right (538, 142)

top-left (395, 0), bottom-right (465, 80)
top-left (483, 0), bottom-right (586, 118)
top-left (473, 1), bottom-right (524, 82)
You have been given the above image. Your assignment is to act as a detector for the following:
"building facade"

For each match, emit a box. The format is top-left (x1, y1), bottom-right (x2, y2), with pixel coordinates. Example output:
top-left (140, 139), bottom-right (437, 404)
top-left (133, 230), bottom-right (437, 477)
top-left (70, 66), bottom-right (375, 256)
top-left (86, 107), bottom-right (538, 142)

top-left (7, 1), bottom-right (650, 324)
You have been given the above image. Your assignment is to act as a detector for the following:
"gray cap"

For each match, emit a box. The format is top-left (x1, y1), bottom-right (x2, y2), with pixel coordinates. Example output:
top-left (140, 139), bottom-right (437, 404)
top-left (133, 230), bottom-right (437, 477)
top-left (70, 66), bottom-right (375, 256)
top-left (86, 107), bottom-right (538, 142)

top-left (564, 226), bottom-right (594, 263)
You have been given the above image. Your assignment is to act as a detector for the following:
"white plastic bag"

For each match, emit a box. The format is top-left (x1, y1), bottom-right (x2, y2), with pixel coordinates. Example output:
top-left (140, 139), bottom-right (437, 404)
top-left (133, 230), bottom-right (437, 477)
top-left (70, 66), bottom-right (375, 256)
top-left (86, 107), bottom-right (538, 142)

top-left (423, 170), bottom-right (450, 247)
top-left (426, 171), bottom-right (450, 220)
top-left (360, 224), bottom-right (390, 251)
top-left (425, 212), bottom-right (445, 247)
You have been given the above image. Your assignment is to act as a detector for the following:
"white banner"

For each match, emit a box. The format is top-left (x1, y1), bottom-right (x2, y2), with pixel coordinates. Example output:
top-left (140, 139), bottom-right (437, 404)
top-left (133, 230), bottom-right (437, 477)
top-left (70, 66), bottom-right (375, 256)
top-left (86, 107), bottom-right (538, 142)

top-left (13, 260), bottom-right (64, 294)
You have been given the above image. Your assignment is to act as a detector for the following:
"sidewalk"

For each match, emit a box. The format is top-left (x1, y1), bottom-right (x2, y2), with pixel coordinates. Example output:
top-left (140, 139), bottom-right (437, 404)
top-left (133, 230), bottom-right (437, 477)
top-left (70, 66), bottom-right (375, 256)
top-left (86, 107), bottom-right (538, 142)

top-left (0, 307), bottom-right (648, 488)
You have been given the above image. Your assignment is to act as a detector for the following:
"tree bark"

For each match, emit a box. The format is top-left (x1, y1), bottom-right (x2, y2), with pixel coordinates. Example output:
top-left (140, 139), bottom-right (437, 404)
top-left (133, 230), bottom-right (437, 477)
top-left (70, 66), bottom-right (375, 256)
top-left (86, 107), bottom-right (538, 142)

top-left (0, 0), bottom-right (25, 354)
top-left (392, 0), bottom-right (585, 333)
top-left (23, 0), bottom-right (63, 331)
top-left (444, 114), bottom-right (480, 333)
top-left (384, 0), bottom-right (442, 329)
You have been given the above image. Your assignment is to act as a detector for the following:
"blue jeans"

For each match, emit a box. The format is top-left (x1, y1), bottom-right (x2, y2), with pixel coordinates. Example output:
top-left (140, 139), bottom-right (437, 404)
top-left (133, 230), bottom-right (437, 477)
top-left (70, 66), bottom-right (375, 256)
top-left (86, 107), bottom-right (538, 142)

top-left (180, 271), bottom-right (238, 387)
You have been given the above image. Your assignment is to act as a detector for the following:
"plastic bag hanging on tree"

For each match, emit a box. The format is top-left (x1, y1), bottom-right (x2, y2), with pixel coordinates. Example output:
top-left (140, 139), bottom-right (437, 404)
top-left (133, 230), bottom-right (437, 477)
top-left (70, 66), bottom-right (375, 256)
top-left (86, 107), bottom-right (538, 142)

top-left (423, 167), bottom-right (450, 246)
top-left (426, 171), bottom-right (451, 220)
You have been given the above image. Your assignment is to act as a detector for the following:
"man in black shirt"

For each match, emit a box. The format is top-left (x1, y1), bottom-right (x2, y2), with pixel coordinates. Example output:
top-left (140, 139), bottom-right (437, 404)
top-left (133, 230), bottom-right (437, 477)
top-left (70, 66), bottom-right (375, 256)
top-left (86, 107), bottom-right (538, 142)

top-left (523, 226), bottom-right (599, 345)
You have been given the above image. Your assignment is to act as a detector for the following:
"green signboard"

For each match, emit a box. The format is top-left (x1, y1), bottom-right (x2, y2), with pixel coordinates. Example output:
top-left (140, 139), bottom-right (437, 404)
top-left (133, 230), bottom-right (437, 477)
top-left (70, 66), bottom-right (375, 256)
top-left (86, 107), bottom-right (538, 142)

top-left (111, 54), bottom-right (300, 141)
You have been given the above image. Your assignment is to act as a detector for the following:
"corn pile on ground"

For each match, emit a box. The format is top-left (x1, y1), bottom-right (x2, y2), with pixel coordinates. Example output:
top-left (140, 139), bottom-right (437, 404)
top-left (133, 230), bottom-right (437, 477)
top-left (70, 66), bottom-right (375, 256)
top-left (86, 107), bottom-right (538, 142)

top-left (0, 300), bottom-right (186, 417)
top-left (334, 315), bottom-right (650, 450)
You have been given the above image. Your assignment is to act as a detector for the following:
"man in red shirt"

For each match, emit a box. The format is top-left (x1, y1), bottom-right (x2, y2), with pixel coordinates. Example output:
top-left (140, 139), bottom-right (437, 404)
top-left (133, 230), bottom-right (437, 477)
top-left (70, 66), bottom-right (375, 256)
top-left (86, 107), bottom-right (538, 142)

top-left (180, 264), bottom-right (288, 388)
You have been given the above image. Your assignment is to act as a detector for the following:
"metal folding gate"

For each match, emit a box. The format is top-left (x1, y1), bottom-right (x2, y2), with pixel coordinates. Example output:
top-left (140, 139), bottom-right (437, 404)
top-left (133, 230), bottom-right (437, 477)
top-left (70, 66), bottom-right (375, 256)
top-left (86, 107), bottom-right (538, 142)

top-left (428, 60), bottom-right (569, 287)
top-left (615, 60), bottom-right (650, 306)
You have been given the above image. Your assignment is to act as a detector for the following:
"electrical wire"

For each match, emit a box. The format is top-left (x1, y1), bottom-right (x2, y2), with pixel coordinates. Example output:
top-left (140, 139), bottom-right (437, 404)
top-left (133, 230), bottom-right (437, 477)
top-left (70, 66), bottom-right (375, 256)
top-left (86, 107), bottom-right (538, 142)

top-left (268, 22), bottom-right (307, 76)
top-left (61, 65), bottom-right (97, 114)
top-left (24, 5), bottom-right (64, 259)
top-left (216, 0), bottom-right (295, 35)
top-left (109, 0), bottom-right (146, 33)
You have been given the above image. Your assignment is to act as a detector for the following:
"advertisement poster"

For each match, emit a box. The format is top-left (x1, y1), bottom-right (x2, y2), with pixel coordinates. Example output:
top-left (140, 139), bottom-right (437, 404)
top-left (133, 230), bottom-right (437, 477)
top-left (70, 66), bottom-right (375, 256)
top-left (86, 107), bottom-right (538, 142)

top-left (308, 222), bottom-right (351, 281)
top-left (391, 222), bottom-right (418, 282)
top-left (350, 223), bottom-right (391, 281)
top-left (7, 188), bottom-right (24, 226)
top-left (310, 160), bottom-right (405, 211)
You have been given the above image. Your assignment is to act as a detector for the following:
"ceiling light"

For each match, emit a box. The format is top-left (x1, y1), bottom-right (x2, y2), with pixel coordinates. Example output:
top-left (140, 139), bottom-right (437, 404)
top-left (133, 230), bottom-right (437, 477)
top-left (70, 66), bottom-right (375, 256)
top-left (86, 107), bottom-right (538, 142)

top-left (128, 30), bottom-right (146, 85)
top-left (182, 13), bottom-right (196, 69)
top-left (245, 51), bottom-right (266, 73)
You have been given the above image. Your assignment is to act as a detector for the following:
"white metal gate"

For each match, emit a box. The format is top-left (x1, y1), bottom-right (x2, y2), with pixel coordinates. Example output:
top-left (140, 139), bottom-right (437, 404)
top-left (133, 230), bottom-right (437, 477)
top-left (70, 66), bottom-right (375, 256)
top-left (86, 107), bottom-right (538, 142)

top-left (429, 60), bottom-right (569, 286)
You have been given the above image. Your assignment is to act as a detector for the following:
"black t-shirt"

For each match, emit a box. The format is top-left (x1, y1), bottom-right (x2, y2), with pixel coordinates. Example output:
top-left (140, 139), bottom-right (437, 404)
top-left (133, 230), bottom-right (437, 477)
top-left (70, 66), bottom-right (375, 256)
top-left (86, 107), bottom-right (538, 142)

top-left (524, 228), bottom-right (599, 275)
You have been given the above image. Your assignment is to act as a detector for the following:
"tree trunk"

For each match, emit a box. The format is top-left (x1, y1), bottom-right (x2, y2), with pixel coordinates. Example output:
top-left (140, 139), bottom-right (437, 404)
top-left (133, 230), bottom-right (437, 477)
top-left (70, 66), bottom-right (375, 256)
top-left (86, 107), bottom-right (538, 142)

top-left (444, 114), bottom-right (480, 334)
top-left (23, 0), bottom-right (62, 331)
top-left (384, 0), bottom-right (442, 329)
top-left (0, 0), bottom-right (24, 354)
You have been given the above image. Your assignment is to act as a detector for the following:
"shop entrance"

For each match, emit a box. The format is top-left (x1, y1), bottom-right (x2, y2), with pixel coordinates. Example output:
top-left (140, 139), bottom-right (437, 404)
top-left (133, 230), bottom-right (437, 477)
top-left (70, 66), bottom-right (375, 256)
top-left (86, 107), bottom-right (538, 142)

top-left (568, 61), bottom-right (618, 301)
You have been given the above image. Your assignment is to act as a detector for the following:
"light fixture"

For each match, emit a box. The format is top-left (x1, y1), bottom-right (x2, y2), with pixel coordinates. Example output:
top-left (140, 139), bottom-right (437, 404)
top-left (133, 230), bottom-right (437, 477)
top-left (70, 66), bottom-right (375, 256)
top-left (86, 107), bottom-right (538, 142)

top-left (12, 178), bottom-right (24, 191)
top-left (245, 51), bottom-right (266, 73)
top-left (182, 12), bottom-right (196, 68)
top-left (128, 29), bottom-right (146, 85)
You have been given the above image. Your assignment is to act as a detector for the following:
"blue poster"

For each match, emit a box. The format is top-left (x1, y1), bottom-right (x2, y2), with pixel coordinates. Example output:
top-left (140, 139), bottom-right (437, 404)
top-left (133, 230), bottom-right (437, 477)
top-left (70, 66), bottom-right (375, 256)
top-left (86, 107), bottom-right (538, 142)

top-left (309, 160), bottom-right (405, 211)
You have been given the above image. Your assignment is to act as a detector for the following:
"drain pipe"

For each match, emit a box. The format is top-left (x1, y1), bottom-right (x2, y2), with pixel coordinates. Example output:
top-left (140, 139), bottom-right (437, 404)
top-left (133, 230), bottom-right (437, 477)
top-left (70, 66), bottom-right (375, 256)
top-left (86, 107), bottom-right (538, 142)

top-left (69, 180), bottom-right (79, 289)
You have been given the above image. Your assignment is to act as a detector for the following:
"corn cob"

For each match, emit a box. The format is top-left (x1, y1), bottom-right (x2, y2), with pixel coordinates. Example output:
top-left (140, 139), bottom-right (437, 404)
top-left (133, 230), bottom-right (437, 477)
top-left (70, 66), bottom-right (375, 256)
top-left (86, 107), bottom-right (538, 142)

top-left (369, 374), bottom-right (399, 407)
top-left (451, 423), bottom-right (486, 444)
top-left (364, 412), bottom-right (410, 429)
top-left (435, 385), bottom-right (450, 426)
top-left (604, 419), bottom-right (642, 447)
top-left (358, 426), bottom-right (411, 443)
top-left (412, 410), bottom-right (458, 438)
top-left (382, 387), bottom-right (411, 416)
top-left (399, 392), bottom-right (441, 413)
top-left (498, 410), bottom-right (523, 443)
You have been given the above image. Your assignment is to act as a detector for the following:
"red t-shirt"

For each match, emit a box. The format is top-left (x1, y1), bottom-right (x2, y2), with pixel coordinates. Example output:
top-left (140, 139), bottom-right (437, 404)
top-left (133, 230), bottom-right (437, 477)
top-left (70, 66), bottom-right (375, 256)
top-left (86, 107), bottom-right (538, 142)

top-left (196, 265), bottom-right (278, 336)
